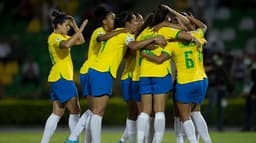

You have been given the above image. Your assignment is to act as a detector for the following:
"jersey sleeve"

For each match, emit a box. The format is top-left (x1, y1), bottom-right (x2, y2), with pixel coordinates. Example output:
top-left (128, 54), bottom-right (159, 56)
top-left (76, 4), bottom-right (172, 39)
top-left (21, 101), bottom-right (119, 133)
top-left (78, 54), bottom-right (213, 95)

top-left (96, 31), bottom-right (104, 40)
top-left (52, 34), bottom-right (66, 48)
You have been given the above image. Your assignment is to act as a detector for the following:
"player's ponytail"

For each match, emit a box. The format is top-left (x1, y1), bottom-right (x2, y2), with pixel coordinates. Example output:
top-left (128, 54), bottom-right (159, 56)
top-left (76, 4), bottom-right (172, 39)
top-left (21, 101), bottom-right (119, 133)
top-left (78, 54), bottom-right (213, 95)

top-left (152, 4), bottom-right (170, 26)
top-left (51, 10), bottom-right (61, 20)
top-left (51, 10), bottom-right (70, 29)
top-left (94, 6), bottom-right (113, 28)
top-left (114, 11), bottom-right (134, 29)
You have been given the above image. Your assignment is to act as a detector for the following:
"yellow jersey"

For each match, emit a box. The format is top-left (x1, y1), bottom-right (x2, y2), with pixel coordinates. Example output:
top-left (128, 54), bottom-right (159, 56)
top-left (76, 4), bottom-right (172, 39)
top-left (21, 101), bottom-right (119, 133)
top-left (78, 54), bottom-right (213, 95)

top-left (121, 50), bottom-right (136, 80)
top-left (191, 28), bottom-right (207, 78)
top-left (139, 27), bottom-right (180, 77)
top-left (80, 27), bottom-right (106, 74)
top-left (131, 50), bottom-right (141, 81)
top-left (47, 32), bottom-right (73, 82)
top-left (131, 29), bottom-right (151, 81)
top-left (166, 41), bottom-right (203, 84)
top-left (90, 32), bottom-right (135, 78)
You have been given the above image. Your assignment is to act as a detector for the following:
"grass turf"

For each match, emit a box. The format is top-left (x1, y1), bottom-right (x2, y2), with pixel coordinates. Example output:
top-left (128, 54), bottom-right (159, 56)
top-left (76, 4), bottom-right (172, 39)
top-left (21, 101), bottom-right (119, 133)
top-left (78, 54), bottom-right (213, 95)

top-left (0, 128), bottom-right (255, 143)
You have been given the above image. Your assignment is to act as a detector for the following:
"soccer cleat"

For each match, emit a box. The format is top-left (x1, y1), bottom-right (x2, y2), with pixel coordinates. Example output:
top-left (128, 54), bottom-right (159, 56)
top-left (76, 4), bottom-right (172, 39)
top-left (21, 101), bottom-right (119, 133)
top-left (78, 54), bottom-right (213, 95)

top-left (117, 140), bottom-right (125, 143)
top-left (64, 138), bottom-right (79, 143)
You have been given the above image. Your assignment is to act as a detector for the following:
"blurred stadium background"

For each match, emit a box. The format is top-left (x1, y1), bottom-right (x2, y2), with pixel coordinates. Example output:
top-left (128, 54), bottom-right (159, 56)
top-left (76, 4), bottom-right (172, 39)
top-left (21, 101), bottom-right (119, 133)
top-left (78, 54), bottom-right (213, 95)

top-left (0, 0), bottom-right (256, 135)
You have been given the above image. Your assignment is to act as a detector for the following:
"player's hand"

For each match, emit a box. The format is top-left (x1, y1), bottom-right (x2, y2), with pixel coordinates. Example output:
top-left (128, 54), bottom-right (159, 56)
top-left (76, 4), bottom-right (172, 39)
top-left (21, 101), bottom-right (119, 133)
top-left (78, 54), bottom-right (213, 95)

top-left (194, 38), bottom-right (202, 48)
top-left (141, 50), bottom-right (147, 57)
top-left (145, 44), bottom-right (158, 50)
top-left (153, 21), bottom-right (167, 32)
top-left (154, 35), bottom-right (167, 48)
top-left (68, 16), bottom-right (77, 27)
top-left (79, 19), bottom-right (88, 32)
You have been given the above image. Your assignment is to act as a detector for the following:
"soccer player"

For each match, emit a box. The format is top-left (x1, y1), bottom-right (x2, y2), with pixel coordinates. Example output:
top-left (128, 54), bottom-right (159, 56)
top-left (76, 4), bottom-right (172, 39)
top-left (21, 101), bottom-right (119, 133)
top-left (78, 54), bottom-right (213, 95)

top-left (184, 12), bottom-right (212, 143)
top-left (136, 5), bottom-right (198, 143)
top-left (118, 12), bottom-right (144, 143)
top-left (67, 6), bottom-right (127, 143)
top-left (40, 10), bottom-right (88, 143)
top-left (154, 5), bottom-right (211, 143)
top-left (141, 39), bottom-right (203, 143)
top-left (66, 11), bottom-right (166, 143)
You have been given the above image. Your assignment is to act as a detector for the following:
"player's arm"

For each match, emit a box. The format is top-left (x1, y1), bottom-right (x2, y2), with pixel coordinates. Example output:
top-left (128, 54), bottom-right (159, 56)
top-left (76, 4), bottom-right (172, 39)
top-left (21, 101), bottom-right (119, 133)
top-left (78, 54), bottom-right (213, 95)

top-left (176, 17), bottom-right (189, 31)
top-left (128, 36), bottom-right (167, 50)
top-left (60, 19), bottom-right (88, 48)
top-left (97, 29), bottom-right (127, 42)
top-left (161, 4), bottom-right (190, 25)
top-left (69, 16), bottom-right (86, 45)
top-left (176, 31), bottom-right (201, 47)
top-left (153, 21), bottom-right (187, 32)
top-left (141, 50), bottom-right (170, 64)
top-left (186, 15), bottom-right (207, 33)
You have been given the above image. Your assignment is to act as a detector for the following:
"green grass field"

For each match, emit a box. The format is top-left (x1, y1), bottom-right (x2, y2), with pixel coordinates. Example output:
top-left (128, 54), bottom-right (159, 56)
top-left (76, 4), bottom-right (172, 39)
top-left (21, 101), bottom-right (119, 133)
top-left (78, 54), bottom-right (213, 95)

top-left (0, 128), bottom-right (255, 143)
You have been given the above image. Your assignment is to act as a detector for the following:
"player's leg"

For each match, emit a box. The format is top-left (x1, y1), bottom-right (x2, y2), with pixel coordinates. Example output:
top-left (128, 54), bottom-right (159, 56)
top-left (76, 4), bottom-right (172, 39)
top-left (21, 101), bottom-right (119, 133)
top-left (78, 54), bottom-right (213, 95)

top-left (66, 107), bottom-right (92, 142)
top-left (41, 100), bottom-right (64, 143)
top-left (191, 105), bottom-right (212, 143)
top-left (175, 81), bottom-right (201, 143)
top-left (118, 78), bottom-right (133, 143)
top-left (90, 95), bottom-right (109, 143)
top-left (137, 94), bottom-right (152, 143)
top-left (66, 96), bottom-right (81, 132)
top-left (191, 78), bottom-right (212, 143)
top-left (173, 88), bottom-right (186, 143)
top-left (42, 79), bottom-right (76, 143)
top-left (88, 68), bottom-right (112, 143)
top-left (137, 77), bottom-right (153, 143)
top-left (126, 100), bottom-right (138, 143)
top-left (153, 93), bottom-right (166, 143)
top-left (84, 96), bottom-right (93, 143)
top-left (119, 100), bottom-right (138, 143)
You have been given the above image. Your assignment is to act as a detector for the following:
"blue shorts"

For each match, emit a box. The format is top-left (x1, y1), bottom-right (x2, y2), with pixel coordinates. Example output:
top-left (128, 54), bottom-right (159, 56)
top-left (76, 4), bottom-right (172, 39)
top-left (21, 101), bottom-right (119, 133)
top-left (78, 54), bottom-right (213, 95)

top-left (140, 74), bottom-right (173, 95)
top-left (132, 81), bottom-right (141, 102)
top-left (175, 80), bottom-right (203, 104)
top-left (121, 78), bottom-right (141, 102)
top-left (199, 78), bottom-right (209, 103)
top-left (88, 68), bottom-right (113, 97)
top-left (49, 78), bottom-right (78, 103)
top-left (80, 73), bottom-right (89, 97)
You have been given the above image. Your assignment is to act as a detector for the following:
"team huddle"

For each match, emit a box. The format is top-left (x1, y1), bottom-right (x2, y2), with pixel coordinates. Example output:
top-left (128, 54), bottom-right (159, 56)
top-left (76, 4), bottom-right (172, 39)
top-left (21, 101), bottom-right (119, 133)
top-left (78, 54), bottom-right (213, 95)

top-left (40, 3), bottom-right (212, 143)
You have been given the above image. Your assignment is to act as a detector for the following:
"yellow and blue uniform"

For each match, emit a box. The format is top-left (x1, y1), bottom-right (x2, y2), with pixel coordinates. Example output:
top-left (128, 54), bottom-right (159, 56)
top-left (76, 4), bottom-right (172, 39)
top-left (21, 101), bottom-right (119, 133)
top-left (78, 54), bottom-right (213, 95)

top-left (121, 34), bottom-right (144, 102)
top-left (139, 27), bottom-right (180, 95)
top-left (80, 27), bottom-right (106, 96)
top-left (48, 32), bottom-right (78, 103)
top-left (121, 51), bottom-right (139, 101)
top-left (165, 40), bottom-right (204, 103)
top-left (88, 31), bottom-right (135, 96)
top-left (192, 28), bottom-right (208, 103)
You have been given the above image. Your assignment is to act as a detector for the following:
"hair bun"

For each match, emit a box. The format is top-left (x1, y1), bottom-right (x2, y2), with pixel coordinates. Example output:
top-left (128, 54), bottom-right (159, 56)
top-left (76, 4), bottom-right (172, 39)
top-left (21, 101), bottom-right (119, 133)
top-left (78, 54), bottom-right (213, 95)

top-left (94, 5), bottom-right (109, 18)
top-left (51, 10), bottom-right (61, 18)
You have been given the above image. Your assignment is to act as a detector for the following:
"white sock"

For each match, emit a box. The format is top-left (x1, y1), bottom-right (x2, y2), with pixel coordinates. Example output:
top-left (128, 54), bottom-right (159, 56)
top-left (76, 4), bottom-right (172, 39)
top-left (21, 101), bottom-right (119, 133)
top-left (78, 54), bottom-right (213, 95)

top-left (174, 117), bottom-right (186, 143)
top-left (137, 112), bottom-right (150, 143)
top-left (195, 127), bottom-right (199, 142)
top-left (90, 114), bottom-right (103, 143)
top-left (145, 117), bottom-right (154, 143)
top-left (120, 127), bottom-right (128, 142)
top-left (182, 120), bottom-right (197, 143)
top-left (69, 114), bottom-right (80, 132)
top-left (127, 119), bottom-right (136, 143)
top-left (192, 112), bottom-right (212, 143)
top-left (68, 110), bottom-right (91, 141)
top-left (41, 113), bottom-right (61, 143)
top-left (85, 110), bottom-right (93, 143)
top-left (154, 112), bottom-right (165, 143)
